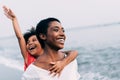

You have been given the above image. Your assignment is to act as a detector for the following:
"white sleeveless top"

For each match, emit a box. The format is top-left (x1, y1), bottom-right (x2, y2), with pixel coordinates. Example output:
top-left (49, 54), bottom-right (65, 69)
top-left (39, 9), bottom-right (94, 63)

top-left (21, 59), bottom-right (80, 80)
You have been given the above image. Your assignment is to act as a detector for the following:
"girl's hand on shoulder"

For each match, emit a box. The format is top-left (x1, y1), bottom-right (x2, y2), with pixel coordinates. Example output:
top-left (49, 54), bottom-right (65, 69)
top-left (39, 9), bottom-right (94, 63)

top-left (48, 60), bottom-right (66, 77)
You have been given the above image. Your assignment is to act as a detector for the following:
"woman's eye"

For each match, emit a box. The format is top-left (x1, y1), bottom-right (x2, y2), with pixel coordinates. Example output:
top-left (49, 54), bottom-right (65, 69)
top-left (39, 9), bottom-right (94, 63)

top-left (53, 29), bottom-right (58, 32)
top-left (62, 29), bottom-right (65, 32)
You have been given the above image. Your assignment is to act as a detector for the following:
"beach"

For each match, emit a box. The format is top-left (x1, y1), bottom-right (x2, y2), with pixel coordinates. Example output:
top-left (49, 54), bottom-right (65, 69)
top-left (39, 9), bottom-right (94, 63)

top-left (0, 64), bottom-right (23, 80)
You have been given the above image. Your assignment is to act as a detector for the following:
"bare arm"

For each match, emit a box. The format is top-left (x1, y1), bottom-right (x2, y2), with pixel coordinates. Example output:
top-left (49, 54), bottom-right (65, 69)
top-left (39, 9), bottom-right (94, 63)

top-left (3, 6), bottom-right (27, 62)
top-left (62, 50), bottom-right (78, 65)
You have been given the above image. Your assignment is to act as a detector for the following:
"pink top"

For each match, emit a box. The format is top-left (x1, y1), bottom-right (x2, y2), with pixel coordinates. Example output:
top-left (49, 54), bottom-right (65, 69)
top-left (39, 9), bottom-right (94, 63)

top-left (24, 52), bottom-right (35, 71)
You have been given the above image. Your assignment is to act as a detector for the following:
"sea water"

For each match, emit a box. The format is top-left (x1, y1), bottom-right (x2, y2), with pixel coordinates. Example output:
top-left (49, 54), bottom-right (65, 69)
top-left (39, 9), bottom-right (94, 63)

top-left (0, 24), bottom-right (120, 80)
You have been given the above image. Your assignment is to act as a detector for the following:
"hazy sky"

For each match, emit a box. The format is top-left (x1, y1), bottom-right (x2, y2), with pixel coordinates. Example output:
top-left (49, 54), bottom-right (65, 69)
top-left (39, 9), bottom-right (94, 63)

top-left (0, 0), bottom-right (120, 37)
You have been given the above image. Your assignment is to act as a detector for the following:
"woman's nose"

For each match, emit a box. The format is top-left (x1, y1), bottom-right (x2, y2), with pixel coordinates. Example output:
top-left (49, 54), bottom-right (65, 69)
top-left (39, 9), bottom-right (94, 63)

top-left (59, 30), bottom-right (64, 35)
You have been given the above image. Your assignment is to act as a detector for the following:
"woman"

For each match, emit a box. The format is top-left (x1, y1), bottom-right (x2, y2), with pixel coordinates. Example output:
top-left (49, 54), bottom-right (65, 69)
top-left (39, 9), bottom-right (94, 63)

top-left (3, 6), bottom-right (78, 75)
top-left (22, 17), bottom-right (80, 80)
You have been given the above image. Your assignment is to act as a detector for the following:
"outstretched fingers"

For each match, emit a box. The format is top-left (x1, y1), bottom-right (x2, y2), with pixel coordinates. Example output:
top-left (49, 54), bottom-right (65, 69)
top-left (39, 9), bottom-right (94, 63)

top-left (3, 6), bottom-right (16, 20)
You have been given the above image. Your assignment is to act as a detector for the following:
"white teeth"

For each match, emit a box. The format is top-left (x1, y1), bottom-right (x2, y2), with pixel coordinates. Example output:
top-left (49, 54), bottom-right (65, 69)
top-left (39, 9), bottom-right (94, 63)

top-left (57, 39), bottom-right (64, 43)
top-left (29, 46), bottom-right (35, 50)
top-left (29, 47), bottom-right (33, 50)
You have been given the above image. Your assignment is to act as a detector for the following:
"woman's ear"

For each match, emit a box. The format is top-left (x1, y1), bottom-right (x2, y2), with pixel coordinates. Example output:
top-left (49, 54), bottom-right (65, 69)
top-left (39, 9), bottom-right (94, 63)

top-left (39, 33), bottom-right (46, 40)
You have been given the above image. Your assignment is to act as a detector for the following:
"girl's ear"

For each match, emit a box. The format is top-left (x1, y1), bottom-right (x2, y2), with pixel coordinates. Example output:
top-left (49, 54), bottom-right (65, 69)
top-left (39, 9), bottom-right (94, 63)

top-left (39, 33), bottom-right (46, 40)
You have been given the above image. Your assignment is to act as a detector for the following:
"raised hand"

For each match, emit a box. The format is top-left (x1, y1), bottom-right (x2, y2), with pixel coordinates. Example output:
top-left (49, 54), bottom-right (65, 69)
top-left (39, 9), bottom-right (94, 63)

top-left (3, 6), bottom-right (16, 20)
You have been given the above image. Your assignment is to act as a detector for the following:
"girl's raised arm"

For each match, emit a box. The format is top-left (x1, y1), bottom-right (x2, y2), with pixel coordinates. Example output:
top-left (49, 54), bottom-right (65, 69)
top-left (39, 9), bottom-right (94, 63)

top-left (3, 6), bottom-right (28, 62)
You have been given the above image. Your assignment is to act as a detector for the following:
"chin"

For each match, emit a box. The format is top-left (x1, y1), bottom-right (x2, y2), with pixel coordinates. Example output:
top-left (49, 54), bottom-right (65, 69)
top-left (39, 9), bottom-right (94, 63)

top-left (30, 52), bottom-right (36, 55)
top-left (58, 46), bottom-right (64, 49)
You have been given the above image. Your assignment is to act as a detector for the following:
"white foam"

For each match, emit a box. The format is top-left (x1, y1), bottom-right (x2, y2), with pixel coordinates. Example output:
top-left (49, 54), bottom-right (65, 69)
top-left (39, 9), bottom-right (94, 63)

top-left (0, 56), bottom-right (23, 71)
top-left (79, 72), bottom-right (111, 80)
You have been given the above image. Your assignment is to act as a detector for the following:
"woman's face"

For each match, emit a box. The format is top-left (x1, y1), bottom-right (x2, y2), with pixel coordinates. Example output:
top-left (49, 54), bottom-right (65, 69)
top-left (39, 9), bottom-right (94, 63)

top-left (45, 21), bottom-right (66, 50)
top-left (26, 35), bottom-right (42, 57)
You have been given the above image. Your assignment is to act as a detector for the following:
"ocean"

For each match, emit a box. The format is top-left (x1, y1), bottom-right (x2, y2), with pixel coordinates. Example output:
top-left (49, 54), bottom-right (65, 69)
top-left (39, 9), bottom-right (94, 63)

top-left (0, 24), bottom-right (120, 80)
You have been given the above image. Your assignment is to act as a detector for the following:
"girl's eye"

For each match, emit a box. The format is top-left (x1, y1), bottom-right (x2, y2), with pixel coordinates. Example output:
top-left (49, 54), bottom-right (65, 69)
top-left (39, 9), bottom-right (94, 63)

top-left (33, 38), bottom-right (37, 42)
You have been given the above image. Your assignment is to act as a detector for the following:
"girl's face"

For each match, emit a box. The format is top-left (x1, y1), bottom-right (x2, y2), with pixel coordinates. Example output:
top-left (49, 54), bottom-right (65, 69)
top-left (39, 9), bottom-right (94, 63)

top-left (26, 35), bottom-right (42, 57)
top-left (45, 21), bottom-right (66, 50)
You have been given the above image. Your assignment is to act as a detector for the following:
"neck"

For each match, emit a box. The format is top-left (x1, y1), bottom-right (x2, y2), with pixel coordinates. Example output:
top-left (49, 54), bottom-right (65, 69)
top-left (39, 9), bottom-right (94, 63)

top-left (44, 45), bottom-right (60, 62)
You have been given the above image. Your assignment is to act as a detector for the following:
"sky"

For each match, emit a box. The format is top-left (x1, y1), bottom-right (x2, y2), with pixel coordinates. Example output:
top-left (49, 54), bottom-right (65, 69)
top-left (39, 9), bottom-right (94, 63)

top-left (0, 0), bottom-right (120, 37)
